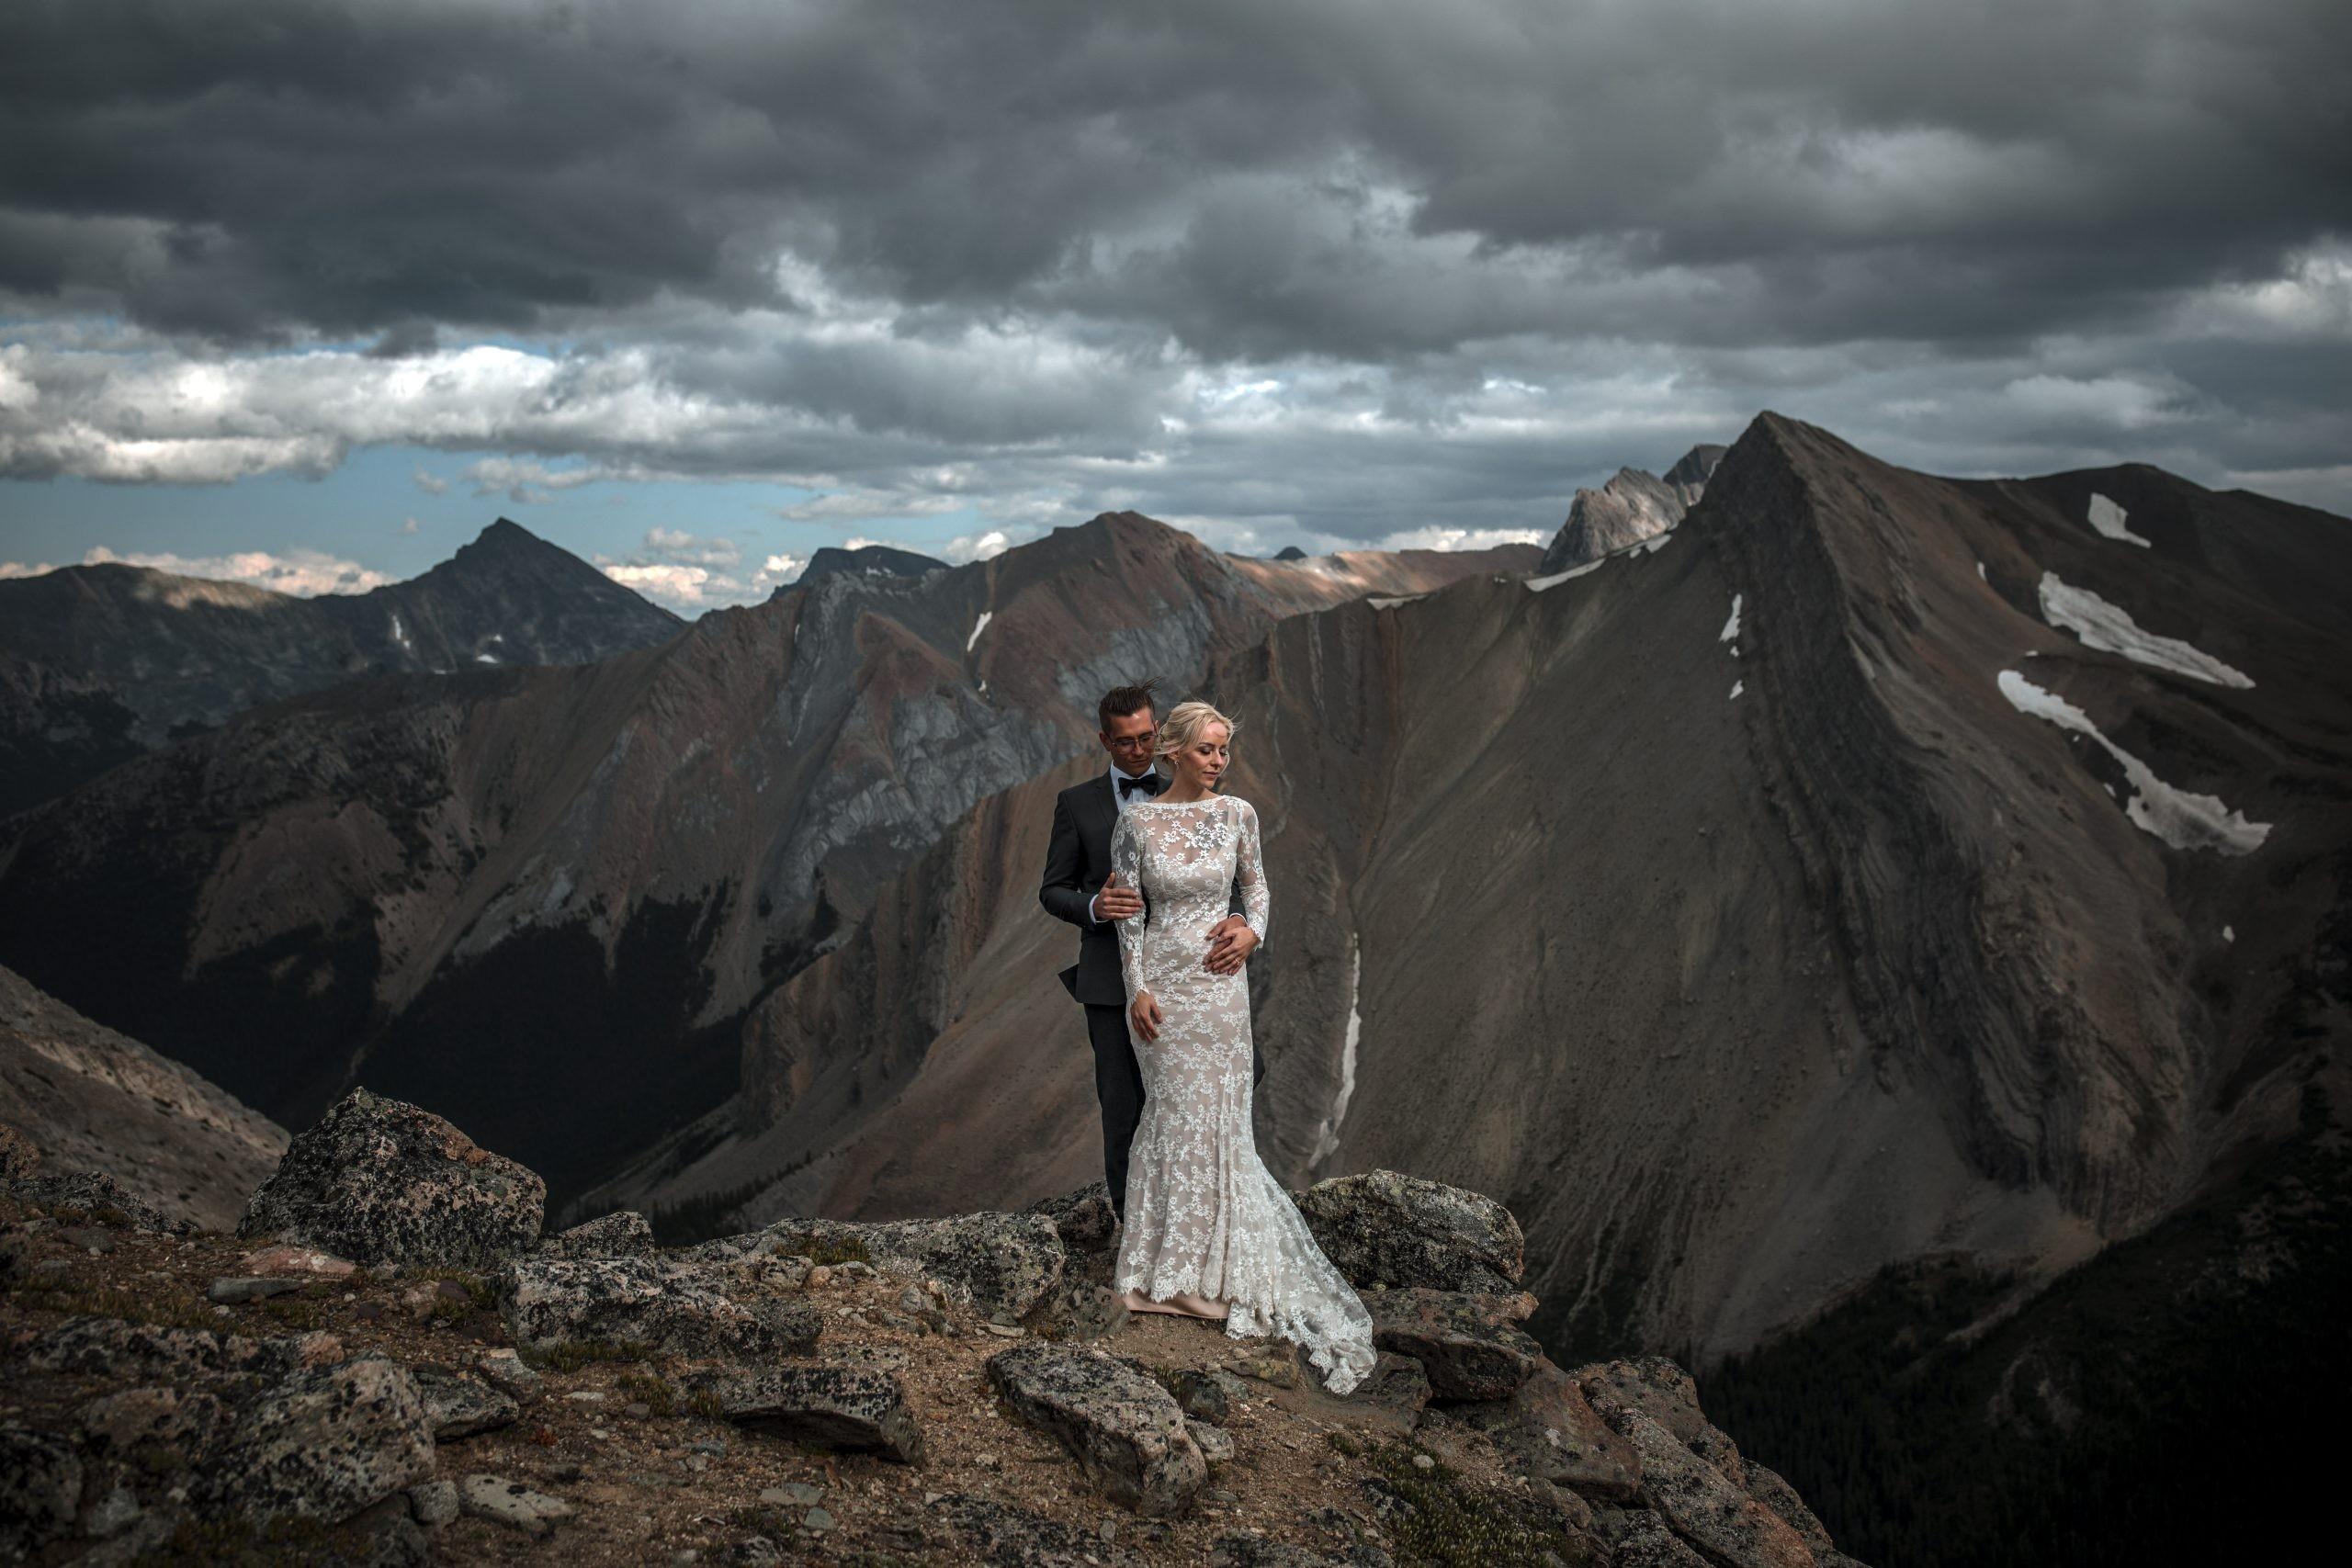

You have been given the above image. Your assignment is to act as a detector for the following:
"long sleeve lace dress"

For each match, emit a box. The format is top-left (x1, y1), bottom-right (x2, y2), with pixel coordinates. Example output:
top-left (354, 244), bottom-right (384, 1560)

top-left (1107, 793), bottom-right (1378, 1396)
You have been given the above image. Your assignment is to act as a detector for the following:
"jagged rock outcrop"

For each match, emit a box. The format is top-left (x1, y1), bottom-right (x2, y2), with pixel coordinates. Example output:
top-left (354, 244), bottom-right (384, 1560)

top-left (1538, 444), bottom-right (1725, 574)
top-left (0, 964), bottom-right (288, 1231)
top-left (0, 513), bottom-right (1531, 1201)
top-left (0, 517), bottom-right (684, 814)
top-left (239, 1089), bottom-right (543, 1267)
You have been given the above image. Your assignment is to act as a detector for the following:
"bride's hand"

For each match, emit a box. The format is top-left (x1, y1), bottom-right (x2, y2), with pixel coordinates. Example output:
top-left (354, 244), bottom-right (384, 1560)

top-left (1129, 990), bottom-right (1162, 1044)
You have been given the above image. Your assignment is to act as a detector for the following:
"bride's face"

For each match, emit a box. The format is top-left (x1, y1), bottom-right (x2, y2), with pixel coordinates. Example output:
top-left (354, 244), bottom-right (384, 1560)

top-left (1171, 721), bottom-right (1230, 793)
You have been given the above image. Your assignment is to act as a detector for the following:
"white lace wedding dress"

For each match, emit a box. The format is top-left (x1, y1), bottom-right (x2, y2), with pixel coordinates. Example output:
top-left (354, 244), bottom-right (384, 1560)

top-left (1108, 792), bottom-right (1378, 1396)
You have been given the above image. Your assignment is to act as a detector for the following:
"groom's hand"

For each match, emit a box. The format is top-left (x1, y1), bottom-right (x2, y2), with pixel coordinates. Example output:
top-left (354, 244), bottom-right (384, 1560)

top-left (1203, 916), bottom-right (1260, 975)
top-left (1095, 871), bottom-right (1144, 922)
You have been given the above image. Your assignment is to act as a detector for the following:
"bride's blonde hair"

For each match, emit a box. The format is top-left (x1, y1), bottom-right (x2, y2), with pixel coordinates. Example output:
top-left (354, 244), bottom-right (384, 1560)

top-left (1154, 699), bottom-right (1238, 761)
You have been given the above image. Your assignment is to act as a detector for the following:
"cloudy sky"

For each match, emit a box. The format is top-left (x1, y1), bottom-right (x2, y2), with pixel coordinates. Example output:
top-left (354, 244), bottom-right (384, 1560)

top-left (2, 0), bottom-right (2346, 612)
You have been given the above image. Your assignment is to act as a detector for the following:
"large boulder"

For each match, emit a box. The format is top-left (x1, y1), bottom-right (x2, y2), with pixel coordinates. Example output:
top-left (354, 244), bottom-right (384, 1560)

top-left (1574, 1358), bottom-right (1746, 1484)
top-left (26, 1315), bottom-right (337, 1381)
top-left (502, 1256), bottom-right (820, 1362)
top-left (1023, 1181), bottom-right (1117, 1256)
top-left (692, 1361), bottom-right (926, 1462)
top-left (239, 1089), bottom-right (544, 1268)
top-left (986, 1343), bottom-right (1207, 1516)
top-left (759, 1211), bottom-right (1065, 1321)
top-left (1363, 1287), bottom-right (1545, 1400)
top-left (194, 1357), bottom-right (438, 1525)
top-left (9, 1168), bottom-right (187, 1234)
top-left (1293, 1170), bottom-right (1522, 1292)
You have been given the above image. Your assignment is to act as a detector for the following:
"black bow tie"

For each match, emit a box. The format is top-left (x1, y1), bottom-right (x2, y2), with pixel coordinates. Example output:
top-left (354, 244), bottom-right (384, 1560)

top-left (1118, 773), bottom-right (1161, 798)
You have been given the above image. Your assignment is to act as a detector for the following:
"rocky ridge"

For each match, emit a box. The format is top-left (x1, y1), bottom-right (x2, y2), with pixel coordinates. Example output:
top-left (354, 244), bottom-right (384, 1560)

top-left (0, 518), bottom-right (684, 815)
top-left (1536, 445), bottom-right (1725, 574)
top-left (2, 1090), bottom-right (1858, 1566)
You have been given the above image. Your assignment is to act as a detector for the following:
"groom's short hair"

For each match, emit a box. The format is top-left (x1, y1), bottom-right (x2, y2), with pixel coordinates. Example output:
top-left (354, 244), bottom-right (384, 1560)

top-left (1099, 678), bottom-right (1159, 732)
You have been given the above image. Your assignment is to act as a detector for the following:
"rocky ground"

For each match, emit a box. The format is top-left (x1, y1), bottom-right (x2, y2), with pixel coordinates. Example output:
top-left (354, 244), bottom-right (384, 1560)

top-left (2, 1094), bottom-right (1858, 1565)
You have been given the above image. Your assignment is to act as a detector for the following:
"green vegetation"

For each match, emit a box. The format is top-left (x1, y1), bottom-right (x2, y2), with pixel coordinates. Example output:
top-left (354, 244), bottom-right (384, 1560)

top-left (1358, 1438), bottom-right (1594, 1566)
top-left (1708, 1087), bottom-right (2352, 1568)
top-left (616, 1367), bottom-right (677, 1416)
top-left (523, 1337), bottom-right (655, 1373)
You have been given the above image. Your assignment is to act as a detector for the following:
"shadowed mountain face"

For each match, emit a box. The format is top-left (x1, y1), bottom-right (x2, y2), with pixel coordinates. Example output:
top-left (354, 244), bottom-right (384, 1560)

top-left (1537, 444), bottom-right (1726, 574)
top-left (597, 415), bottom-right (2349, 1382)
top-left (0, 519), bottom-right (684, 814)
top-left (0, 513), bottom-right (1533, 1200)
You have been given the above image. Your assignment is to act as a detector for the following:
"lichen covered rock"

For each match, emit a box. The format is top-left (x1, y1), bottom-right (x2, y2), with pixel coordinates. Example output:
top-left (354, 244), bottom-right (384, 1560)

top-left (194, 1356), bottom-right (437, 1525)
top-left (694, 1361), bottom-right (926, 1462)
top-left (1293, 1170), bottom-right (1523, 1292)
top-left (239, 1089), bottom-right (544, 1268)
top-left (536, 1209), bottom-right (656, 1259)
top-left (986, 1342), bottom-right (1206, 1516)
top-left (1363, 1287), bottom-right (1544, 1400)
top-left (503, 1255), bottom-right (820, 1362)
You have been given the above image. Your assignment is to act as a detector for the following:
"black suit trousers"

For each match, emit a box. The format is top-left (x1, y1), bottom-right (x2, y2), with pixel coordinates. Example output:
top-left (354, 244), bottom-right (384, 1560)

top-left (1085, 998), bottom-right (1269, 1222)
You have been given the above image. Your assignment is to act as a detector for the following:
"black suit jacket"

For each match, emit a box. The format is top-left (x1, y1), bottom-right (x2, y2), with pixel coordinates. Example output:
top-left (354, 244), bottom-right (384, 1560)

top-left (1039, 771), bottom-right (1249, 1008)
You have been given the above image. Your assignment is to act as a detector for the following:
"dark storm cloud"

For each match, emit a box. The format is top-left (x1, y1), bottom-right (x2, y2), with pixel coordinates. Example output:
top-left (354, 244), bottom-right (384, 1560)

top-left (1, 0), bottom-right (2346, 528)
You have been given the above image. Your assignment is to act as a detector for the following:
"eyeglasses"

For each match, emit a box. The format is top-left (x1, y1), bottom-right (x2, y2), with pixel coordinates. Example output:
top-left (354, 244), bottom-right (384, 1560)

top-left (1106, 734), bottom-right (1155, 750)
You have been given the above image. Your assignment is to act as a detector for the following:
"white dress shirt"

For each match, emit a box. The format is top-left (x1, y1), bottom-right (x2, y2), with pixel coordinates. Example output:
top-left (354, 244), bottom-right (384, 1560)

top-left (1089, 761), bottom-right (1160, 925)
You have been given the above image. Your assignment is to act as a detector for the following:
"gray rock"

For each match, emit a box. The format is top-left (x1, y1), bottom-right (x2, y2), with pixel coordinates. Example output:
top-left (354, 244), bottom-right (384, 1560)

top-left (760, 1482), bottom-right (825, 1506)
top-left (1573, 1358), bottom-right (1744, 1484)
top-left (1292, 1170), bottom-right (1522, 1293)
top-left (1611, 1507), bottom-right (1713, 1567)
top-left (1746, 1461), bottom-right (1837, 1553)
top-left (1188, 1419), bottom-right (1234, 1468)
top-left (758, 1211), bottom-right (1066, 1322)
top-left (1363, 1288), bottom-right (1544, 1400)
top-left (0, 1122), bottom-right (37, 1179)
top-left (208, 1275), bottom-right (311, 1303)
top-left (503, 1256), bottom-right (821, 1362)
top-left (473, 1347), bottom-right (542, 1400)
top-left (239, 1089), bottom-right (545, 1268)
top-left (407, 1477), bottom-right (460, 1529)
top-left (695, 1362), bottom-right (925, 1463)
top-left (28, 1314), bottom-right (330, 1380)
top-left (411, 1364), bottom-right (520, 1441)
top-left (1023, 1181), bottom-right (1118, 1255)
top-left (77, 1384), bottom-right (229, 1473)
top-left (1453, 1359), bottom-right (1641, 1500)
top-left (458, 1473), bottom-right (577, 1538)
top-left (1584, 1391), bottom-right (1812, 1568)
top-left (986, 1343), bottom-right (1205, 1516)
top-left (0, 1427), bottom-right (83, 1555)
top-left (537, 1209), bottom-right (657, 1258)
top-left (1351, 1351), bottom-right (1433, 1429)
top-left (196, 1356), bottom-right (438, 1525)
top-left (1163, 1367), bottom-right (1230, 1423)
top-left (85, 1486), bottom-right (142, 1539)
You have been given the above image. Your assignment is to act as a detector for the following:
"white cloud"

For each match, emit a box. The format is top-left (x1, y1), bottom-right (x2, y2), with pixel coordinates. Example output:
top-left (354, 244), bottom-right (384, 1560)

top-left (0, 559), bottom-right (60, 580)
top-left (594, 525), bottom-right (800, 612)
top-left (411, 468), bottom-right (449, 495)
top-left (74, 544), bottom-right (393, 595)
top-left (398, 516), bottom-right (420, 536)
top-left (1365, 525), bottom-right (1548, 553)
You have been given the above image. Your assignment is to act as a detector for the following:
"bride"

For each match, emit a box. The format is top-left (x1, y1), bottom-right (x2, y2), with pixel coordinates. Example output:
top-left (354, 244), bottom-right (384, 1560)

top-left (1104, 699), bottom-right (1378, 1396)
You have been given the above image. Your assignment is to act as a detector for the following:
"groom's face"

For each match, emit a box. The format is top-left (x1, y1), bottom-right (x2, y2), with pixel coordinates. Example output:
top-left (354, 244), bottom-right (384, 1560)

top-left (1100, 707), bottom-right (1157, 773)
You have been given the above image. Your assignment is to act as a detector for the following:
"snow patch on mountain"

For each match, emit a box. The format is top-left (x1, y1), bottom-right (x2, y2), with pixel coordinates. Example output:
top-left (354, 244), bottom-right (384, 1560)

top-left (2036, 572), bottom-right (2253, 688)
top-left (1997, 670), bottom-right (2269, 854)
top-left (966, 610), bottom-right (992, 653)
top-left (2086, 493), bottom-right (2152, 547)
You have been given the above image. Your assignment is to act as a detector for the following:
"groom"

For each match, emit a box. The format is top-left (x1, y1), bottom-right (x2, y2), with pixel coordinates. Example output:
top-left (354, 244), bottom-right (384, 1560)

top-left (1039, 677), bottom-right (1262, 1223)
